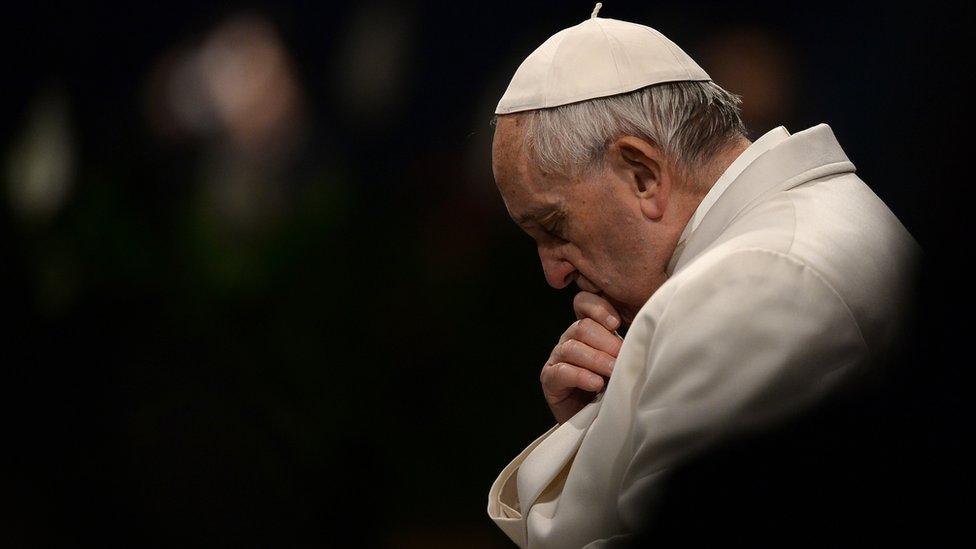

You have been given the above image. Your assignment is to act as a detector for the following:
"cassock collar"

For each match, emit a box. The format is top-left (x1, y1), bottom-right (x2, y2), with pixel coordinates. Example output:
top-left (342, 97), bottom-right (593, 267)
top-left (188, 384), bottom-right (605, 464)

top-left (665, 123), bottom-right (856, 277)
top-left (667, 126), bottom-right (791, 275)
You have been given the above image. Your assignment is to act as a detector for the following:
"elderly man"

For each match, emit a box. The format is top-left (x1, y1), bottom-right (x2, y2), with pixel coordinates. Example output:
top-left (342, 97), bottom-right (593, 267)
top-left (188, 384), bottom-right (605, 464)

top-left (486, 5), bottom-right (920, 548)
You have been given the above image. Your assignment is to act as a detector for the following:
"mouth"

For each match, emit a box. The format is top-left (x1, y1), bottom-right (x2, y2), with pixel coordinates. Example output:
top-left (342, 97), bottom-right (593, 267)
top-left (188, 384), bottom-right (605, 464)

top-left (575, 275), bottom-right (602, 294)
top-left (575, 278), bottom-right (633, 326)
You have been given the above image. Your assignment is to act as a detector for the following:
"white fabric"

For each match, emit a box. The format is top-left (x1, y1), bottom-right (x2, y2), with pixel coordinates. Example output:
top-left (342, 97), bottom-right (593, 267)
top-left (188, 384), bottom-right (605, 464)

top-left (486, 123), bottom-right (921, 548)
top-left (494, 12), bottom-right (710, 114)
top-left (667, 126), bottom-right (791, 275)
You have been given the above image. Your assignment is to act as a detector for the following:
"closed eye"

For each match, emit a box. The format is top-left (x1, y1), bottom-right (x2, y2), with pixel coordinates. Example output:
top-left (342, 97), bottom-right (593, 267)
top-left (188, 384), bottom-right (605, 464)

top-left (542, 217), bottom-right (568, 242)
top-left (516, 207), bottom-right (569, 243)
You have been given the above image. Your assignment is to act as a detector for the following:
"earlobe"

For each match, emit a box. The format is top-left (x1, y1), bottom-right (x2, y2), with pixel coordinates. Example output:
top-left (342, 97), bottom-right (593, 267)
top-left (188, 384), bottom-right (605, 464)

top-left (639, 194), bottom-right (664, 220)
top-left (639, 173), bottom-right (670, 221)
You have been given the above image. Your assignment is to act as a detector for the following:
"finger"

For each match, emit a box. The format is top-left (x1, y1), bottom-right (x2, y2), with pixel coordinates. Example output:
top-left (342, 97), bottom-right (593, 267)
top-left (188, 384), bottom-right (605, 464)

top-left (558, 318), bottom-right (623, 357)
top-left (541, 362), bottom-right (605, 398)
top-left (550, 338), bottom-right (616, 378)
top-left (573, 291), bottom-right (621, 331)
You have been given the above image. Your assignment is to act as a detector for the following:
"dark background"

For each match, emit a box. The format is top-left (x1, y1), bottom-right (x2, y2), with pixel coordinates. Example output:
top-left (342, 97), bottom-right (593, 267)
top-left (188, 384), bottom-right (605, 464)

top-left (2, 1), bottom-right (967, 546)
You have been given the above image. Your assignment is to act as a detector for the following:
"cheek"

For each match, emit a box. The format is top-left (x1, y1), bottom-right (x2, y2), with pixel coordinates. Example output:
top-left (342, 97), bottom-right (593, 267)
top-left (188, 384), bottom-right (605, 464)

top-left (575, 198), bottom-right (645, 282)
top-left (600, 235), bottom-right (656, 293)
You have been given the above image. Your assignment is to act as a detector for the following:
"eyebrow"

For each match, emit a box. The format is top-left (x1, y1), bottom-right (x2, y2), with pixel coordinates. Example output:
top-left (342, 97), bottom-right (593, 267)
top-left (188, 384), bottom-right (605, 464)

top-left (513, 204), bottom-right (561, 226)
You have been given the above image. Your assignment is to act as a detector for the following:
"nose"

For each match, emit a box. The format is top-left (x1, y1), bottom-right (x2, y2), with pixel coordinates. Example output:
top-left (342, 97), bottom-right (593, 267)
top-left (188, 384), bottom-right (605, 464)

top-left (538, 245), bottom-right (577, 289)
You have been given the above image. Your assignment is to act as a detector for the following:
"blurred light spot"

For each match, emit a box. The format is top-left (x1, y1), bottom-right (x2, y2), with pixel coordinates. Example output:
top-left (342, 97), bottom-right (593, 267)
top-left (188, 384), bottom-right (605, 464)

top-left (199, 14), bottom-right (305, 157)
top-left (169, 46), bottom-right (223, 137)
top-left (144, 12), bottom-right (309, 231)
top-left (145, 13), bottom-right (305, 160)
top-left (5, 88), bottom-right (75, 223)
top-left (335, 1), bottom-right (416, 125)
top-left (699, 27), bottom-right (796, 135)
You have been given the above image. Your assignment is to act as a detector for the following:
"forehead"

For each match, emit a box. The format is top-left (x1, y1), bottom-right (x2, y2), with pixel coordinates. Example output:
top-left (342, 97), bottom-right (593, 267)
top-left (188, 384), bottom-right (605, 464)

top-left (491, 115), bottom-right (530, 182)
top-left (492, 115), bottom-right (562, 213)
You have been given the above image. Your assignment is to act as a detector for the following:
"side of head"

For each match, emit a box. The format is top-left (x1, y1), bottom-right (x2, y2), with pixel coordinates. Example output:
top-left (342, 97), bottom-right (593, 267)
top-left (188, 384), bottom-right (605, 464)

top-left (491, 80), bottom-right (748, 324)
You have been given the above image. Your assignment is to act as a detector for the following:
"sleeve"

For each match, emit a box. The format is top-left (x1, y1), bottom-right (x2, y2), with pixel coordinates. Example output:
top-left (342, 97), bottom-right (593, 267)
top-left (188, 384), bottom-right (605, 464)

top-left (487, 422), bottom-right (560, 547)
top-left (608, 248), bottom-right (869, 543)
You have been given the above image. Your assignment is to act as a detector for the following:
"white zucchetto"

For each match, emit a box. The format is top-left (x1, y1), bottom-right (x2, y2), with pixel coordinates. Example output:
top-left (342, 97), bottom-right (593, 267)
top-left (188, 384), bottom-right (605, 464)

top-left (495, 3), bottom-right (711, 114)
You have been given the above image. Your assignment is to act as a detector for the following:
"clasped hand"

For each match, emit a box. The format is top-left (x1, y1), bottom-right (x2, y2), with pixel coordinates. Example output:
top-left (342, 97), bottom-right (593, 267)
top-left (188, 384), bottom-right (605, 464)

top-left (541, 291), bottom-right (624, 423)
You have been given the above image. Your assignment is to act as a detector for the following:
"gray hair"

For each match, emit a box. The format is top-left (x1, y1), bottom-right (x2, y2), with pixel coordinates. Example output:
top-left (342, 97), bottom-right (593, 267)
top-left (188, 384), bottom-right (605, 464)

top-left (491, 80), bottom-right (747, 185)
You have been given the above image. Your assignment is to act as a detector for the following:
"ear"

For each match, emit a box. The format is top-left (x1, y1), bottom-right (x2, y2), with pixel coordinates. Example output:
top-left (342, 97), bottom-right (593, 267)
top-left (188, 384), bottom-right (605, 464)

top-left (607, 135), bottom-right (671, 221)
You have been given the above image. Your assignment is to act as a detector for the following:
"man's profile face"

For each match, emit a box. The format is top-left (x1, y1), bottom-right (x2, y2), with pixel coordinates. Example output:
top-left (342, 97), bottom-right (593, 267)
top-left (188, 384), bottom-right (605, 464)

top-left (491, 115), bottom-right (664, 325)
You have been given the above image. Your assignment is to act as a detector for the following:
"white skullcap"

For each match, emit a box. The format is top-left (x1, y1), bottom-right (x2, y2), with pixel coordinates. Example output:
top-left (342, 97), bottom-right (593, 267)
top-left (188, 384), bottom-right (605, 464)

top-left (495, 3), bottom-right (711, 115)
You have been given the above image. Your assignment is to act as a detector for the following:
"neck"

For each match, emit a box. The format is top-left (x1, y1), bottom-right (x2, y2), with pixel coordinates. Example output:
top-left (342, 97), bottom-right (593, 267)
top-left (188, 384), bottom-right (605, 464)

top-left (692, 136), bottom-right (752, 196)
top-left (665, 136), bottom-right (753, 266)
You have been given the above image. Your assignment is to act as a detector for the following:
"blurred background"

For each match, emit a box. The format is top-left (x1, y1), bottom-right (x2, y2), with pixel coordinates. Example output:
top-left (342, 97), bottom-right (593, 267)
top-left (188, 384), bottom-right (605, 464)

top-left (2, 0), bottom-right (966, 546)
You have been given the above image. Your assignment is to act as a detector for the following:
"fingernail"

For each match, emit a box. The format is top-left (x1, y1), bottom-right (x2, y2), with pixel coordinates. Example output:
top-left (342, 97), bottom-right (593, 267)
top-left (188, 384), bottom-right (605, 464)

top-left (609, 359), bottom-right (616, 372)
top-left (607, 315), bottom-right (618, 328)
top-left (587, 375), bottom-right (602, 391)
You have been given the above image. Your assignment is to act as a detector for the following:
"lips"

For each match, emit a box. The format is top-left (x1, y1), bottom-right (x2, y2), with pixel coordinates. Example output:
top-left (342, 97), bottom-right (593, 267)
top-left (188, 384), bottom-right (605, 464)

top-left (575, 275), bottom-right (601, 294)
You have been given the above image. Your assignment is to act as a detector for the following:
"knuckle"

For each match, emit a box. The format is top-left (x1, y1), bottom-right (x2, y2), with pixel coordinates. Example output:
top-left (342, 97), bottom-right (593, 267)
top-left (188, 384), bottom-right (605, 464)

top-left (548, 362), bottom-right (569, 387)
top-left (575, 367), bottom-right (596, 387)
top-left (561, 319), bottom-right (581, 341)
top-left (542, 370), bottom-right (569, 402)
top-left (579, 317), bottom-right (599, 335)
top-left (562, 338), bottom-right (580, 357)
top-left (554, 339), bottom-right (567, 356)
top-left (567, 319), bottom-right (583, 338)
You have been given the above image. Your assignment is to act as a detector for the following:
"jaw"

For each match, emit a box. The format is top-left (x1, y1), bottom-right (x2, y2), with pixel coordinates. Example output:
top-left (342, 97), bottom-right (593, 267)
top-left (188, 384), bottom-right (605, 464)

top-left (606, 276), bottom-right (664, 328)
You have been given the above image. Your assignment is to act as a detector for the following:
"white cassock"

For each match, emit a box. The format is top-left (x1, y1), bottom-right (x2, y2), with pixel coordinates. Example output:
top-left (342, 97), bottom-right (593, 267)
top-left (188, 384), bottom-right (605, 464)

top-left (486, 123), bottom-right (922, 548)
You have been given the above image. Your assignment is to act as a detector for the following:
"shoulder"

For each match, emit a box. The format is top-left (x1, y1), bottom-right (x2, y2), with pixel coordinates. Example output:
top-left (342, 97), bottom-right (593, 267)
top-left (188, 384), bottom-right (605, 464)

top-left (652, 247), bottom-right (855, 322)
top-left (635, 247), bottom-right (868, 364)
top-left (615, 249), bottom-right (873, 503)
top-left (623, 247), bottom-right (871, 446)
